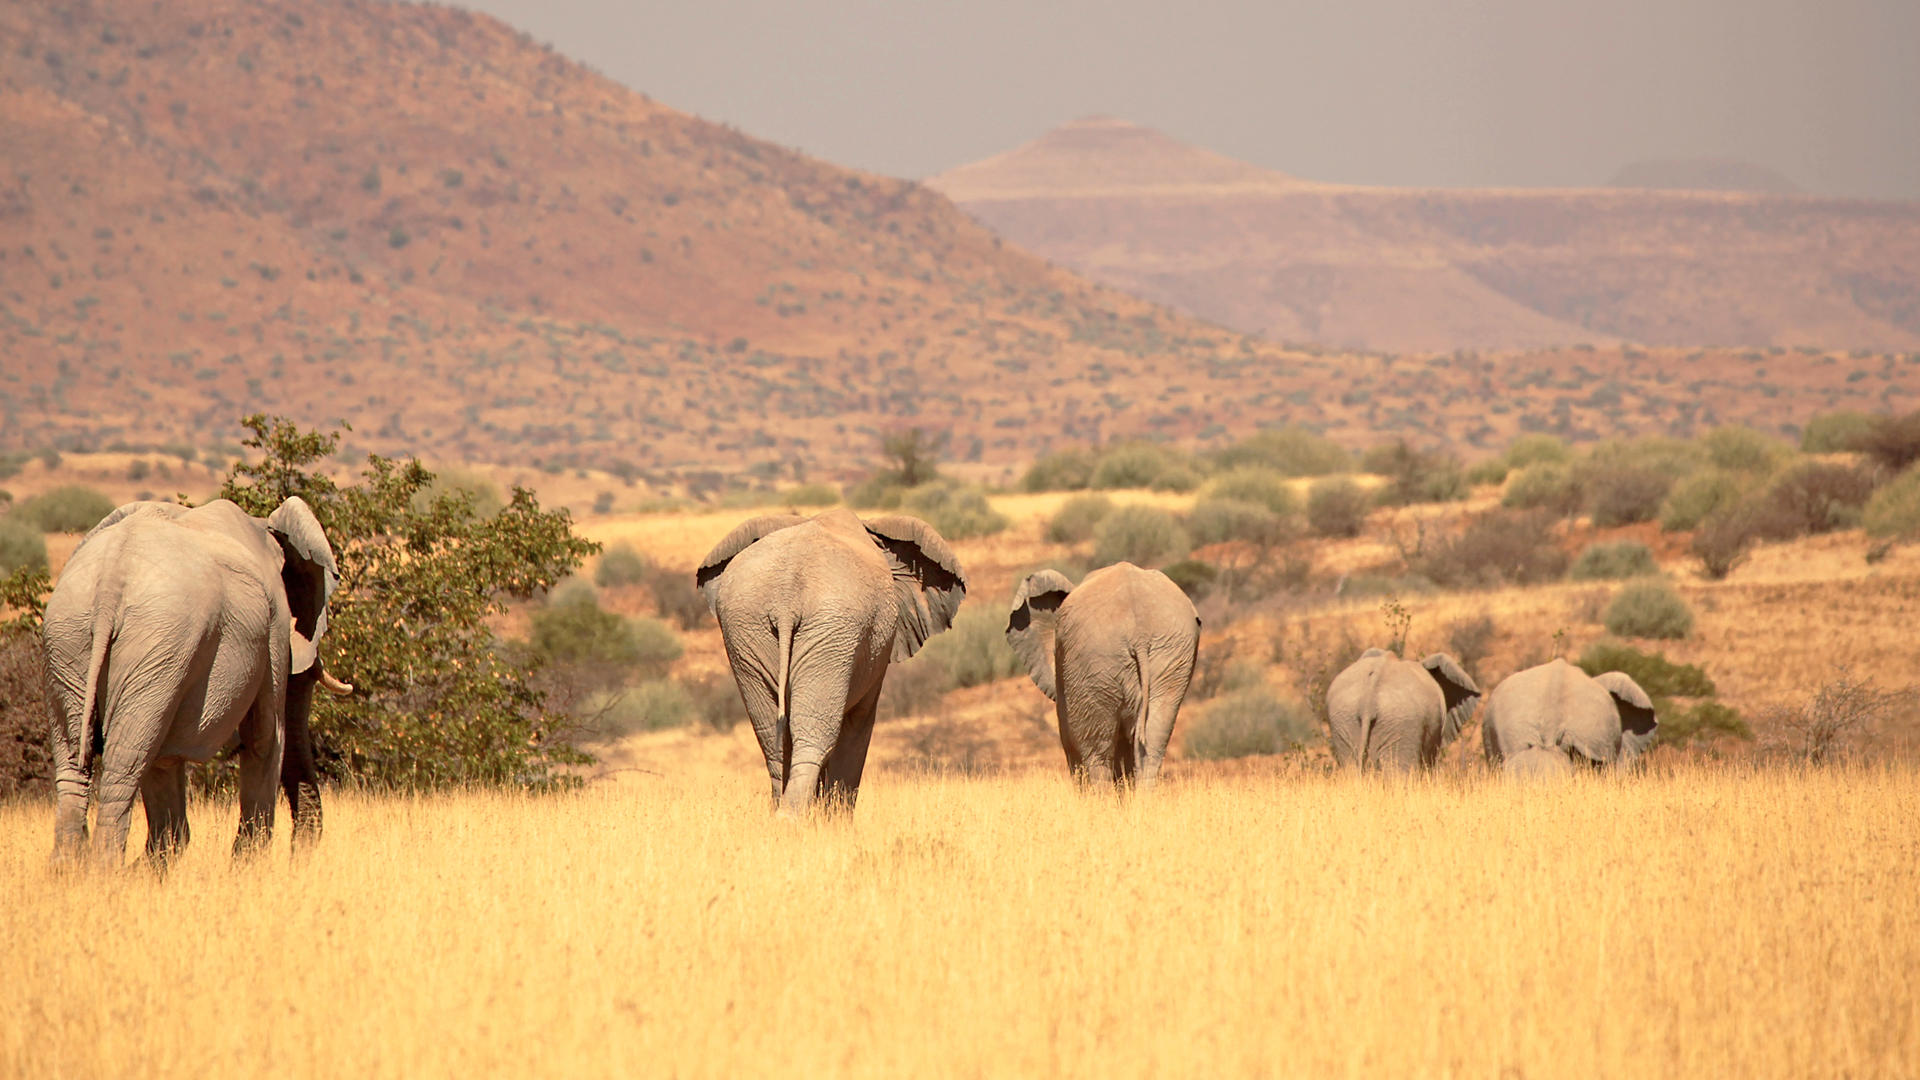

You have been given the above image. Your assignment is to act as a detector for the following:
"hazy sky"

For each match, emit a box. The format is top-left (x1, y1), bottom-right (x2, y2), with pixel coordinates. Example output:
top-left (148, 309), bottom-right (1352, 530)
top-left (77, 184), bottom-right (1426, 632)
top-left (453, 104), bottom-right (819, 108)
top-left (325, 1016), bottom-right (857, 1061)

top-left (459, 0), bottom-right (1919, 199)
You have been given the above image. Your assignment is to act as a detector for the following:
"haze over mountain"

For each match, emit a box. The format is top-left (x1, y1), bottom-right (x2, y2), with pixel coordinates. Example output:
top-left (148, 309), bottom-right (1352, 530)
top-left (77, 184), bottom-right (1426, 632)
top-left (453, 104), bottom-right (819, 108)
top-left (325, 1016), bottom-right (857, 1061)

top-left (929, 118), bottom-right (1920, 355)
top-left (1607, 158), bottom-right (1803, 195)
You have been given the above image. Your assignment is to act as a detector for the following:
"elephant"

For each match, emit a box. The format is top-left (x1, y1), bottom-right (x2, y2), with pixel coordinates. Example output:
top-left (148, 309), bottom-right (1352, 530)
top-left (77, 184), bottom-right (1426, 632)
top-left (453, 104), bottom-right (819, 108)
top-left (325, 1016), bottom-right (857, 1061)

top-left (1004, 563), bottom-right (1199, 792)
top-left (696, 508), bottom-right (966, 818)
top-left (40, 498), bottom-right (351, 869)
top-left (1325, 648), bottom-right (1480, 771)
top-left (1481, 658), bottom-right (1658, 776)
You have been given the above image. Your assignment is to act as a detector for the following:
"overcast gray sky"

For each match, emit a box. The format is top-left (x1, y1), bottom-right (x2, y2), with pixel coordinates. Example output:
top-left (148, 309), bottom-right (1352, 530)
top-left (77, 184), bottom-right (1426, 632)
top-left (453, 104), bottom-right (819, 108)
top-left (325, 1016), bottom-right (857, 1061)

top-left (458, 0), bottom-right (1919, 199)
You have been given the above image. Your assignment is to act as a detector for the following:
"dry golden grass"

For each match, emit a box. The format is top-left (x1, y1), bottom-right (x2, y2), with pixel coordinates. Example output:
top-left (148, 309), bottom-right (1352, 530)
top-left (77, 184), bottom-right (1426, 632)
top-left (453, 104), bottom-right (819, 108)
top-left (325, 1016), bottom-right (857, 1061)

top-left (3, 767), bottom-right (1915, 1078)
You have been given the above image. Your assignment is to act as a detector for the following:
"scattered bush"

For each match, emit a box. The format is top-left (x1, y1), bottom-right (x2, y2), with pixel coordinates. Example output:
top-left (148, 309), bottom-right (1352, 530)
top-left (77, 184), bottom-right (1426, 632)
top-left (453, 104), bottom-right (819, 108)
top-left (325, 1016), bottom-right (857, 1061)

top-left (1444, 615), bottom-right (1497, 682)
top-left (1661, 700), bottom-right (1751, 744)
top-left (1186, 498), bottom-right (1290, 548)
top-left (1091, 442), bottom-right (1193, 491)
top-left (1160, 558), bottom-right (1218, 600)
top-left (1200, 468), bottom-right (1299, 517)
top-left (1306, 477), bottom-right (1370, 538)
top-left (649, 570), bottom-right (710, 631)
top-left (1691, 508), bottom-right (1757, 580)
top-left (15, 485), bottom-right (116, 533)
top-left (1576, 642), bottom-right (1714, 698)
top-left (1182, 687), bottom-right (1318, 760)
top-left (0, 519), bottom-right (47, 574)
top-left (1504, 434), bottom-right (1572, 469)
top-left (1211, 426), bottom-right (1351, 477)
top-left (1764, 669), bottom-right (1916, 764)
top-left (594, 542), bottom-right (652, 588)
top-left (1863, 466), bottom-right (1920, 539)
top-left (1854, 410), bottom-right (1920, 472)
top-left (1045, 494), bottom-right (1115, 544)
top-left (0, 625), bottom-right (51, 799)
top-left (1021, 449), bottom-right (1097, 492)
top-left (1581, 436), bottom-right (1707, 481)
top-left (592, 680), bottom-right (693, 736)
top-left (1465, 459), bottom-right (1509, 487)
top-left (1091, 505), bottom-right (1190, 568)
top-left (1367, 441), bottom-right (1467, 506)
top-left (530, 582), bottom-right (683, 684)
top-left (915, 606), bottom-right (1021, 690)
top-left (1569, 541), bottom-right (1660, 581)
top-left (1800, 410), bottom-right (1877, 453)
top-left (878, 655), bottom-right (951, 718)
top-left (1701, 425), bottom-right (1791, 475)
top-left (1754, 460), bottom-right (1875, 537)
top-left (1502, 463), bottom-right (1584, 516)
top-left (781, 482), bottom-right (841, 507)
top-left (1151, 466), bottom-right (1203, 494)
top-left (1603, 581), bottom-right (1693, 639)
top-left (408, 467), bottom-right (504, 519)
top-left (1660, 468), bottom-right (1747, 531)
top-left (1583, 465), bottom-right (1673, 527)
top-left (1415, 510), bottom-right (1568, 588)
top-left (898, 482), bottom-right (1009, 540)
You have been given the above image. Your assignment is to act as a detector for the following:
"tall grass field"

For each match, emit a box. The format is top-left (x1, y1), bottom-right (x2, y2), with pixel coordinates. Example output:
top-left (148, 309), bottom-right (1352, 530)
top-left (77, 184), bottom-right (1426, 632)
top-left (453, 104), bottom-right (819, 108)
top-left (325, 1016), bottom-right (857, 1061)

top-left (4, 767), bottom-right (1915, 1078)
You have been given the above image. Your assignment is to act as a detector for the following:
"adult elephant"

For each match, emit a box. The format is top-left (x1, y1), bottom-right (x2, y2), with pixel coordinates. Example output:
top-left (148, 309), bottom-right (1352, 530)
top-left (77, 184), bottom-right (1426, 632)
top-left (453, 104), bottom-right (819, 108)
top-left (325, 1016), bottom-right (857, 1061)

top-left (1004, 564), bottom-right (1199, 792)
top-left (1482, 658), bottom-right (1657, 775)
top-left (41, 498), bottom-right (351, 869)
top-left (696, 508), bottom-right (966, 818)
top-left (1326, 648), bottom-right (1480, 771)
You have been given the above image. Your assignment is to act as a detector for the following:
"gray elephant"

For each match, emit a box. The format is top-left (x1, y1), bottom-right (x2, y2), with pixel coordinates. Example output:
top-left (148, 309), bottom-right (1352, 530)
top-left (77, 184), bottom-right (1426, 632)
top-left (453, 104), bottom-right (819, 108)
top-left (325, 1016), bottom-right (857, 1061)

top-left (1482, 658), bottom-right (1658, 775)
top-left (41, 498), bottom-right (351, 869)
top-left (1326, 648), bottom-right (1480, 771)
top-left (1005, 563), bottom-right (1199, 792)
top-left (696, 508), bottom-right (966, 817)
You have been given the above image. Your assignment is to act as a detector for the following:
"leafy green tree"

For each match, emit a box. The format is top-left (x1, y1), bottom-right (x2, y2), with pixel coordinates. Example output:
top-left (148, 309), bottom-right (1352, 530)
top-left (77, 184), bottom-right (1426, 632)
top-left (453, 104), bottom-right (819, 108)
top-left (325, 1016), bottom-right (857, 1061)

top-left (217, 416), bottom-right (599, 791)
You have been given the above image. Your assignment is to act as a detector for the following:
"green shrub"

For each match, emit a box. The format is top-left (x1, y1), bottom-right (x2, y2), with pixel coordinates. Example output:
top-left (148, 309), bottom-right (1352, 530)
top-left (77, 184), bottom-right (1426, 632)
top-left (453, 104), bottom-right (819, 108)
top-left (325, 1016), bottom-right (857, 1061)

top-left (1200, 467), bottom-right (1298, 516)
top-left (1160, 558), bottom-right (1218, 600)
top-left (1416, 510), bottom-right (1568, 588)
top-left (1022, 449), bottom-right (1097, 492)
top-left (899, 482), bottom-right (1009, 540)
top-left (1465, 459), bottom-right (1510, 486)
top-left (1367, 441), bottom-right (1467, 506)
top-left (1150, 465), bottom-right (1203, 493)
top-left (1660, 468), bottom-right (1748, 531)
top-left (1091, 505), bottom-right (1189, 568)
top-left (1582, 436), bottom-right (1707, 480)
top-left (530, 583), bottom-right (683, 680)
top-left (1569, 541), bottom-right (1659, 581)
top-left (408, 467), bottom-right (504, 519)
top-left (1502, 463), bottom-right (1584, 515)
top-left (1211, 426), bottom-right (1351, 476)
top-left (915, 606), bottom-right (1021, 689)
top-left (1182, 687), bottom-right (1318, 760)
top-left (1091, 442), bottom-right (1192, 491)
top-left (15, 485), bottom-right (115, 533)
top-left (1577, 642), bottom-right (1715, 697)
top-left (1660, 700), bottom-right (1751, 743)
top-left (1306, 477), bottom-right (1370, 538)
top-left (1800, 410), bottom-right (1877, 453)
top-left (593, 542), bottom-right (652, 588)
top-left (1604, 582), bottom-right (1693, 639)
top-left (1186, 499), bottom-right (1289, 547)
top-left (0, 519), bottom-right (47, 574)
top-left (1045, 494), bottom-right (1115, 544)
top-left (1701, 425), bottom-right (1791, 475)
top-left (1504, 434), bottom-right (1572, 468)
top-left (593, 680), bottom-right (693, 735)
top-left (1864, 466), bottom-right (1920, 539)
top-left (1583, 465), bottom-right (1673, 527)
top-left (780, 482), bottom-right (840, 507)
top-left (844, 474), bottom-right (905, 509)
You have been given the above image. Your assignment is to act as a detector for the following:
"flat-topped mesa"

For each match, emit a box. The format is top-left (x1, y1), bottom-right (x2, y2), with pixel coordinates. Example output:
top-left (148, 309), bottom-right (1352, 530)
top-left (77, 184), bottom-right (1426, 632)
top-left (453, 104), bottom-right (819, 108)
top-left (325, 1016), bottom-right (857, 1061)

top-left (926, 115), bottom-right (1314, 201)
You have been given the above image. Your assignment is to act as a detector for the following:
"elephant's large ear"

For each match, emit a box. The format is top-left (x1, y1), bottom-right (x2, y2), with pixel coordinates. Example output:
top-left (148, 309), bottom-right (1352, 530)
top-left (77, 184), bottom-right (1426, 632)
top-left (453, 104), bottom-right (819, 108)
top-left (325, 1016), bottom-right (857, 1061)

top-left (268, 497), bottom-right (339, 673)
top-left (695, 514), bottom-right (807, 614)
top-left (76, 501), bottom-right (187, 553)
top-left (1593, 670), bottom-right (1659, 761)
top-left (1006, 570), bottom-right (1075, 701)
top-left (864, 515), bottom-right (968, 661)
top-left (1420, 652), bottom-right (1482, 742)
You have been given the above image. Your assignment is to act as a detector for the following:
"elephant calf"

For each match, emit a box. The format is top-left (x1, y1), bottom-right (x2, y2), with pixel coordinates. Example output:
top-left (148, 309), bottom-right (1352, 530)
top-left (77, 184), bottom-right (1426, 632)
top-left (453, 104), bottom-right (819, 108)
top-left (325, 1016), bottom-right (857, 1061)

top-left (1482, 658), bottom-right (1658, 776)
top-left (697, 508), bottom-right (966, 818)
top-left (1325, 648), bottom-right (1480, 771)
top-left (1005, 564), bottom-right (1199, 792)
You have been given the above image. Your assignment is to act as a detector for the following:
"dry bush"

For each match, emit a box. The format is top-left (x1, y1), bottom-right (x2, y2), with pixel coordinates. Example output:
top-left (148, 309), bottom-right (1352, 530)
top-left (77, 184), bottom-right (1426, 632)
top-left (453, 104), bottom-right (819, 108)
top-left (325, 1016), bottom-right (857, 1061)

top-left (1570, 540), bottom-right (1660, 581)
top-left (1444, 615), bottom-right (1498, 682)
top-left (1753, 461), bottom-right (1876, 538)
top-left (1583, 465), bottom-right (1674, 527)
top-left (897, 720), bottom-right (1000, 775)
top-left (1044, 494), bottom-right (1115, 544)
top-left (1182, 687), bottom-right (1318, 760)
top-left (1603, 581), bottom-right (1693, 640)
top-left (1414, 510), bottom-right (1568, 589)
top-left (1306, 477), bottom-right (1370, 538)
top-left (879, 659), bottom-right (953, 720)
top-left (1501, 463), bottom-right (1584, 516)
top-left (1691, 507), bottom-right (1759, 580)
top-left (1863, 466), bottom-right (1920, 540)
top-left (1854, 410), bottom-right (1920, 472)
top-left (0, 633), bottom-right (50, 800)
top-left (1763, 670), bottom-right (1918, 764)
top-left (1090, 505), bottom-right (1190, 568)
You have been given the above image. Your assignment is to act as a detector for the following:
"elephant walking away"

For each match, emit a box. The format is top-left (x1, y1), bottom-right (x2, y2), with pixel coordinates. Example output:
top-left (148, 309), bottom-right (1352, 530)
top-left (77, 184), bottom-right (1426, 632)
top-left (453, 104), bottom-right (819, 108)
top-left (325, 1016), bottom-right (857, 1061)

top-left (1326, 648), bottom-right (1480, 771)
top-left (696, 508), bottom-right (966, 818)
top-left (1482, 658), bottom-right (1658, 776)
top-left (1005, 564), bottom-right (1199, 792)
top-left (41, 499), bottom-right (351, 869)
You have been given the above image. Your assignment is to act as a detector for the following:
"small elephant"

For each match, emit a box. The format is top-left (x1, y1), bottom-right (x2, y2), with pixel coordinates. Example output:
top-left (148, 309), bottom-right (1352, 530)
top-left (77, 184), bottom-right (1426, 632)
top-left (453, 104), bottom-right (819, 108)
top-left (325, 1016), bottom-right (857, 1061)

top-left (41, 498), bottom-right (352, 869)
top-left (1482, 658), bottom-right (1658, 775)
top-left (1005, 563), bottom-right (1199, 792)
top-left (1325, 648), bottom-right (1480, 771)
top-left (697, 508), bottom-right (966, 817)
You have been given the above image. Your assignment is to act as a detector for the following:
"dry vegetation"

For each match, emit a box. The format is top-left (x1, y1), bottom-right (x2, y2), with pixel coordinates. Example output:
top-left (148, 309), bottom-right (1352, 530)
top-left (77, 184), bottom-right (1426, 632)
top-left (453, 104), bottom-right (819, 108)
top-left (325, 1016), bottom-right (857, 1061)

top-left (3, 768), bottom-right (1915, 1079)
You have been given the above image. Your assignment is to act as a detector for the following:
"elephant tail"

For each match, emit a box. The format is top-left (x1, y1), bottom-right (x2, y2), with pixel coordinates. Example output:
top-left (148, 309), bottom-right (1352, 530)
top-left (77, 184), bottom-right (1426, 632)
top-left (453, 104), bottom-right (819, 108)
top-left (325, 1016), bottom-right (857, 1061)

top-left (1132, 645), bottom-right (1152, 777)
top-left (774, 611), bottom-right (795, 783)
top-left (1355, 668), bottom-right (1379, 771)
top-left (75, 584), bottom-right (118, 775)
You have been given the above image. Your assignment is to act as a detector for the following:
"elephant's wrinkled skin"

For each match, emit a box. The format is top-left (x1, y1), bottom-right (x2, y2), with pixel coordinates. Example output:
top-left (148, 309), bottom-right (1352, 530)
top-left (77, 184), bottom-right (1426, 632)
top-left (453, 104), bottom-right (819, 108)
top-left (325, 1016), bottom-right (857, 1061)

top-left (1482, 658), bottom-right (1658, 776)
top-left (40, 498), bottom-right (348, 869)
top-left (697, 508), bottom-right (965, 817)
top-left (1005, 563), bottom-right (1199, 792)
top-left (1326, 648), bottom-right (1480, 771)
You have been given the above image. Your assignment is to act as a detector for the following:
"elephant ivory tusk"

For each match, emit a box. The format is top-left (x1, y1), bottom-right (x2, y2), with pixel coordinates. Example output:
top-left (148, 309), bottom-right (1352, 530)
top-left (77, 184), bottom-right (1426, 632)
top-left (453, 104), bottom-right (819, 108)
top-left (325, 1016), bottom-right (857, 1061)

top-left (318, 668), bottom-right (355, 696)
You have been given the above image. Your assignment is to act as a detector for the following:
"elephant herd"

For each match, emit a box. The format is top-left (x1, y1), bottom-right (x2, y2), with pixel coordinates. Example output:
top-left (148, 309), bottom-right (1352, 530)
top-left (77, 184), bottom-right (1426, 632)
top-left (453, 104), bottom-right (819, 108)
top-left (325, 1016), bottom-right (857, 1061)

top-left (37, 502), bottom-right (1657, 869)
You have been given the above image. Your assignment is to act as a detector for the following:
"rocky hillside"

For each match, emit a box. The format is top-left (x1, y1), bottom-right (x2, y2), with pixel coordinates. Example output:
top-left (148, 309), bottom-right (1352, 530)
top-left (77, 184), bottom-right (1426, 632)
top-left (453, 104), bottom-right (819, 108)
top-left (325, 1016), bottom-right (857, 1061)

top-left (929, 118), bottom-right (1920, 354)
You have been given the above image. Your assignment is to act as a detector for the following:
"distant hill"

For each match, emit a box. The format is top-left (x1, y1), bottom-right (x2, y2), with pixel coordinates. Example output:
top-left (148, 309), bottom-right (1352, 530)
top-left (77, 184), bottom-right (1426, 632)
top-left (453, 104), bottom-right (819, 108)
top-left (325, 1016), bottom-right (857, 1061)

top-left (0, 5), bottom-right (1907, 487)
top-left (1607, 158), bottom-right (1803, 195)
top-left (928, 119), bottom-right (1920, 354)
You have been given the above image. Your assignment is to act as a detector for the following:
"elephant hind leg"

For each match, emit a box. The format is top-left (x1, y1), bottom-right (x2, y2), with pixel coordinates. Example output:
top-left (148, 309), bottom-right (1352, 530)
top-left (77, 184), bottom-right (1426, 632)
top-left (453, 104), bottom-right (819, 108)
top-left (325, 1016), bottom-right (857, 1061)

top-left (817, 675), bottom-right (882, 816)
top-left (48, 693), bottom-right (90, 868)
top-left (140, 761), bottom-right (190, 873)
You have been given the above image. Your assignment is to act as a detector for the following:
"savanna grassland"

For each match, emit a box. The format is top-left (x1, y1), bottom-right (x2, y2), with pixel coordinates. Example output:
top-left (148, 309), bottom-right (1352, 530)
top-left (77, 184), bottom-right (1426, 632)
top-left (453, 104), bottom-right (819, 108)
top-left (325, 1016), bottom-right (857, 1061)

top-left (3, 768), bottom-right (1916, 1079)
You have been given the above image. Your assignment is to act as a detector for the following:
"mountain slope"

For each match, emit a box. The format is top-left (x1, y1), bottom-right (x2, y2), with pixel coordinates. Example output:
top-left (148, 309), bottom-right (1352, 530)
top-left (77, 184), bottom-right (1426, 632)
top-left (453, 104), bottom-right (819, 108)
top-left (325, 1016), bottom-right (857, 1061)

top-left (928, 119), bottom-right (1920, 354)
